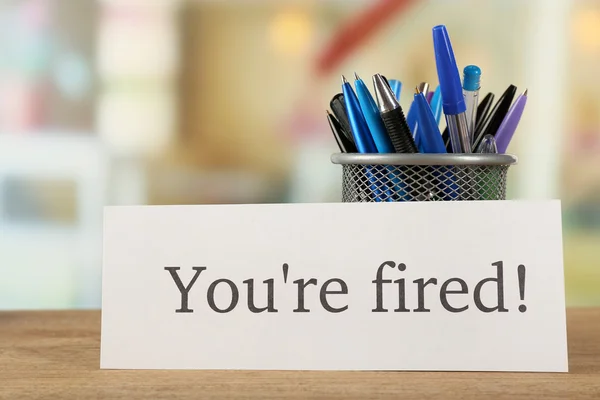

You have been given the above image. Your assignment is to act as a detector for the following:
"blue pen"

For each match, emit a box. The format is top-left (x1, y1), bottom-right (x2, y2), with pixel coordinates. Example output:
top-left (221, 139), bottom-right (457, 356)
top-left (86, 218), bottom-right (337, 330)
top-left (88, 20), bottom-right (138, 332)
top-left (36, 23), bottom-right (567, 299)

top-left (341, 75), bottom-right (377, 153)
top-left (354, 73), bottom-right (394, 153)
top-left (353, 73), bottom-right (396, 201)
top-left (407, 82), bottom-right (429, 153)
top-left (433, 25), bottom-right (471, 153)
top-left (415, 87), bottom-right (458, 200)
top-left (389, 79), bottom-right (402, 100)
top-left (406, 100), bottom-right (423, 152)
top-left (342, 75), bottom-right (388, 201)
top-left (414, 89), bottom-right (445, 153)
top-left (429, 86), bottom-right (443, 126)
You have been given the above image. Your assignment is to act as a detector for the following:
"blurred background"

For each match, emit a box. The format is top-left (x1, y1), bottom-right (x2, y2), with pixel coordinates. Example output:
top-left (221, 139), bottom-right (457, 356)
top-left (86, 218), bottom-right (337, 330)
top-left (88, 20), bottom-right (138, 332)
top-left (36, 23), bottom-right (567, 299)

top-left (0, 0), bottom-right (597, 309)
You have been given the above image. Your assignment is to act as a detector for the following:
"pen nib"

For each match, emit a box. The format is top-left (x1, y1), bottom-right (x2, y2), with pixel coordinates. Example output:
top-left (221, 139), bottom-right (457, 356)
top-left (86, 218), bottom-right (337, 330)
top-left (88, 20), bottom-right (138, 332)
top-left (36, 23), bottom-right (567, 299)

top-left (341, 75), bottom-right (348, 85)
top-left (523, 88), bottom-right (528, 96)
top-left (415, 86), bottom-right (421, 94)
top-left (354, 72), bottom-right (360, 81)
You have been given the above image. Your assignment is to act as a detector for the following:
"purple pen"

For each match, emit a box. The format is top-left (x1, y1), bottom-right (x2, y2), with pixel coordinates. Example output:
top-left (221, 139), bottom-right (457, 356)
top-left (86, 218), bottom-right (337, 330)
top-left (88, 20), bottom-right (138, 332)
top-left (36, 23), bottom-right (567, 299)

top-left (426, 91), bottom-right (434, 104)
top-left (495, 89), bottom-right (528, 153)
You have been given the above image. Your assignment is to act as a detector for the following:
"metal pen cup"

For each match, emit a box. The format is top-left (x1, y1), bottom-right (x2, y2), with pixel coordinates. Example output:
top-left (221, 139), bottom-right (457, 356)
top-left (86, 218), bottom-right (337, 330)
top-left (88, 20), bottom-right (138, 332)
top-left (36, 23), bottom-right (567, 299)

top-left (331, 153), bottom-right (517, 202)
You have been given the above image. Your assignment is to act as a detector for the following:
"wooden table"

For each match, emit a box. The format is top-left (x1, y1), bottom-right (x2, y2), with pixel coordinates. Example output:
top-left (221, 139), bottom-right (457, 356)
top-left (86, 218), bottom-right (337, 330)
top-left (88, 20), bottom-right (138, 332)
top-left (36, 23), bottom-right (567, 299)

top-left (1, 309), bottom-right (599, 399)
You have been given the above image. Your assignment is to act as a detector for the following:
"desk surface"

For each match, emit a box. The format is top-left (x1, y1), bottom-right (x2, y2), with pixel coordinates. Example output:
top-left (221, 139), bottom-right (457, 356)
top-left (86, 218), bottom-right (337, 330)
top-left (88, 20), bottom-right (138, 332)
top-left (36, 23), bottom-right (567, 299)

top-left (1, 309), bottom-right (599, 399)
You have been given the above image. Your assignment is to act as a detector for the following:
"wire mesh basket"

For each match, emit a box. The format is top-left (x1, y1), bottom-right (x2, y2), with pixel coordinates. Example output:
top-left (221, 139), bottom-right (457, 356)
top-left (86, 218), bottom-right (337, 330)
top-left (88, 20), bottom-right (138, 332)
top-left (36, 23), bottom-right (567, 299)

top-left (331, 153), bottom-right (518, 202)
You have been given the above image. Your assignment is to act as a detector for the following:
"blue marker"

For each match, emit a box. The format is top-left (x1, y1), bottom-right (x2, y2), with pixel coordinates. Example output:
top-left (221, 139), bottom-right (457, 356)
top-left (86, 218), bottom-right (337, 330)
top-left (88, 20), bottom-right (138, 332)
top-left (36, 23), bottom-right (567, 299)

top-left (354, 73), bottom-right (394, 153)
top-left (429, 85), bottom-right (443, 126)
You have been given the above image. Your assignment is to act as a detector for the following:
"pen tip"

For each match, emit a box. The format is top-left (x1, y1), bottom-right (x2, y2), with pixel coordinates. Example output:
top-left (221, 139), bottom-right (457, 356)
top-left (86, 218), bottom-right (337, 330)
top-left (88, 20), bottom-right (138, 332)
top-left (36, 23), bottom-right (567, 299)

top-left (354, 72), bottom-right (360, 81)
top-left (326, 110), bottom-right (331, 116)
top-left (341, 75), bottom-right (348, 84)
top-left (523, 88), bottom-right (528, 96)
top-left (415, 86), bottom-right (421, 94)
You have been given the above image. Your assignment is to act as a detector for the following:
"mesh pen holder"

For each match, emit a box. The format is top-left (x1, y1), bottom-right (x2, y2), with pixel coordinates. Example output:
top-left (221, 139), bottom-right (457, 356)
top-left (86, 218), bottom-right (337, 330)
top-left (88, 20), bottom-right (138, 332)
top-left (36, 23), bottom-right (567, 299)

top-left (331, 153), bottom-right (518, 202)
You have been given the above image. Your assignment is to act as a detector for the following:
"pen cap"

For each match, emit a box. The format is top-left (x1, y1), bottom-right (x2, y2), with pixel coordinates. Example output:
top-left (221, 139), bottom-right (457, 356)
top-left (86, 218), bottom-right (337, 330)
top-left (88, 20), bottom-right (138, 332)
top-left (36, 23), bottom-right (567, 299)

top-left (433, 25), bottom-right (466, 115)
top-left (462, 65), bottom-right (481, 91)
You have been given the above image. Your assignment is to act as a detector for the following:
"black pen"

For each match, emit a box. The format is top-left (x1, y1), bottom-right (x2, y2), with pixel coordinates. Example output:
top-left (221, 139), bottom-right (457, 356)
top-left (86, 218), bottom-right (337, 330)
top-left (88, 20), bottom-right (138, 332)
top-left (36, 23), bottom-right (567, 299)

top-left (472, 85), bottom-right (517, 150)
top-left (441, 127), bottom-right (451, 153)
top-left (475, 92), bottom-right (495, 130)
top-left (327, 110), bottom-right (356, 153)
top-left (329, 93), bottom-right (355, 146)
top-left (372, 73), bottom-right (417, 153)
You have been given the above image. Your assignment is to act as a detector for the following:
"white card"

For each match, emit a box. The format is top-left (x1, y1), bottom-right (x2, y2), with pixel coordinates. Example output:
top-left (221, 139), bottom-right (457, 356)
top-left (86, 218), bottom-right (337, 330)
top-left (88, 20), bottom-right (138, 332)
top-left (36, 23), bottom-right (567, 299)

top-left (101, 201), bottom-right (568, 372)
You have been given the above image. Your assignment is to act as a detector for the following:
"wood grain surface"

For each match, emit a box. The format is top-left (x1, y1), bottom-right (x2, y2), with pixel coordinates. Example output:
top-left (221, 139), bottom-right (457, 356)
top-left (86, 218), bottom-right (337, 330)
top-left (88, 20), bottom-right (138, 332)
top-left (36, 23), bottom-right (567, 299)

top-left (1, 309), bottom-right (599, 399)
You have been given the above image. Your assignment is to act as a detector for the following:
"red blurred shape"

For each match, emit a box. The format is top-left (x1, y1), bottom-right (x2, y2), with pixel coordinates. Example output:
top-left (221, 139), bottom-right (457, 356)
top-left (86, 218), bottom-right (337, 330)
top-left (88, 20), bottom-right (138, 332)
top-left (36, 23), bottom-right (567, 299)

top-left (314, 0), bottom-right (417, 77)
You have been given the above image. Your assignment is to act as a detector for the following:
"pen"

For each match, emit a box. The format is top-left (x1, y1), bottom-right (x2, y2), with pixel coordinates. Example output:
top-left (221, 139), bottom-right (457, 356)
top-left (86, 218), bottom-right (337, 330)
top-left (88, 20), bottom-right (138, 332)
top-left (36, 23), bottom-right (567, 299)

top-left (330, 93), bottom-right (356, 146)
top-left (414, 87), bottom-right (445, 153)
top-left (440, 93), bottom-right (494, 153)
top-left (475, 92), bottom-right (495, 131)
top-left (433, 25), bottom-right (471, 153)
top-left (415, 87), bottom-right (458, 200)
top-left (426, 91), bottom-right (434, 104)
top-left (430, 84), bottom-right (450, 152)
top-left (327, 110), bottom-right (357, 153)
top-left (356, 72), bottom-right (404, 201)
top-left (494, 89), bottom-right (528, 153)
top-left (429, 85), bottom-right (443, 126)
top-left (389, 79), bottom-right (402, 100)
top-left (477, 134), bottom-right (498, 153)
top-left (442, 83), bottom-right (477, 151)
top-left (441, 129), bottom-right (452, 153)
top-left (413, 87), bottom-right (437, 200)
top-left (341, 75), bottom-right (377, 153)
top-left (373, 73), bottom-right (417, 153)
top-left (354, 72), bottom-right (395, 153)
top-left (327, 109), bottom-right (366, 200)
top-left (475, 134), bottom-right (498, 200)
top-left (407, 82), bottom-right (428, 150)
top-left (342, 75), bottom-right (389, 201)
top-left (406, 96), bottom-right (422, 151)
top-left (462, 65), bottom-right (481, 145)
top-left (356, 72), bottom-right (405, 199)
top-left (472, 84), bottom-right (517, 150)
